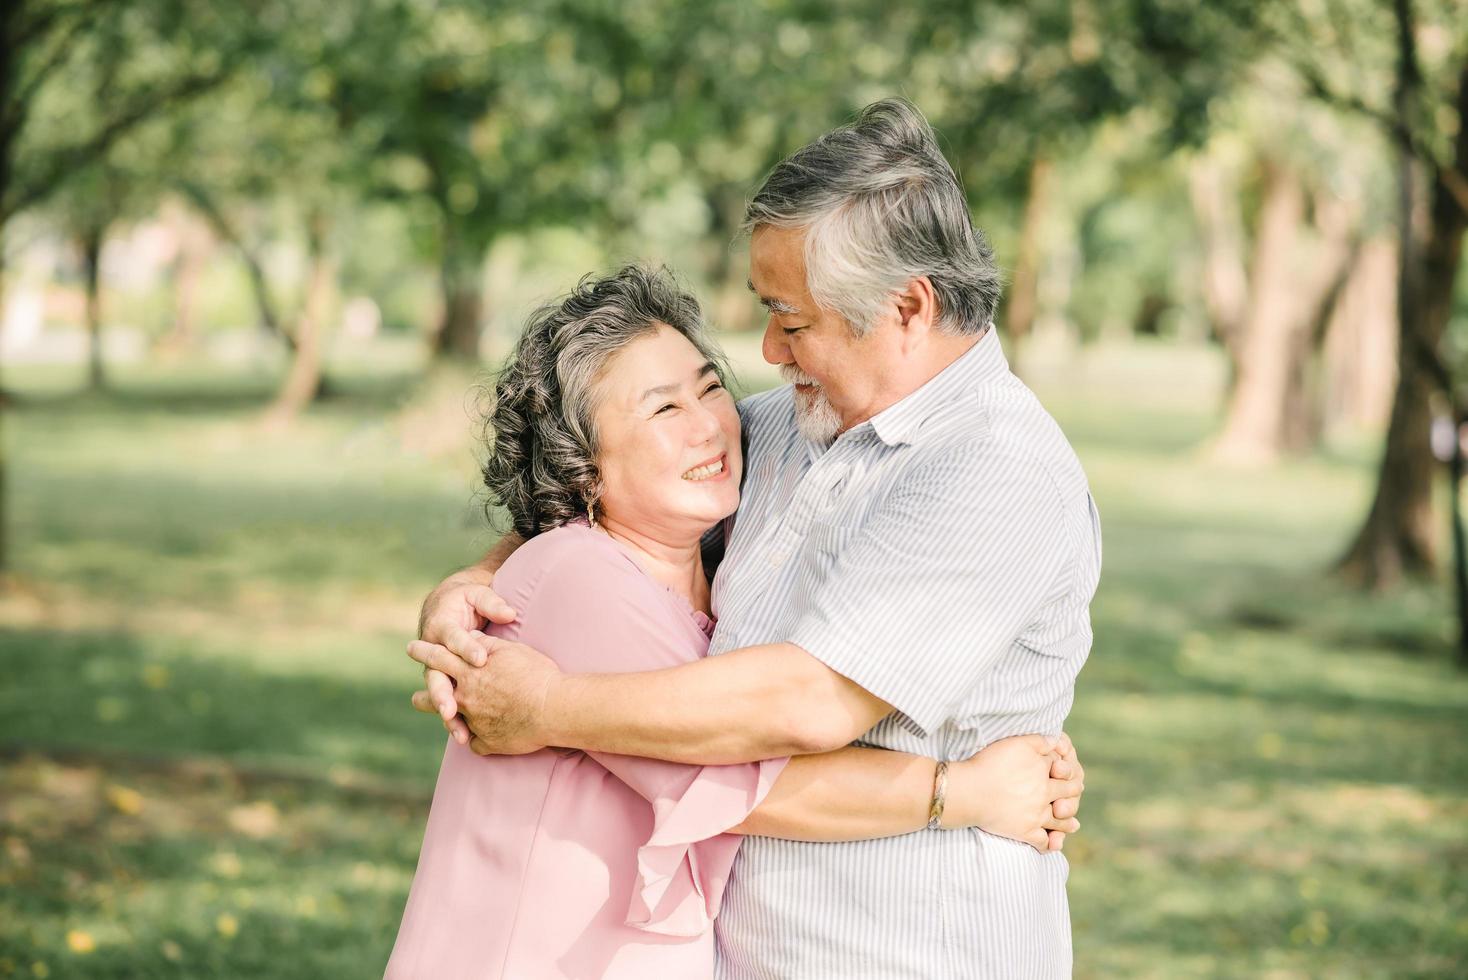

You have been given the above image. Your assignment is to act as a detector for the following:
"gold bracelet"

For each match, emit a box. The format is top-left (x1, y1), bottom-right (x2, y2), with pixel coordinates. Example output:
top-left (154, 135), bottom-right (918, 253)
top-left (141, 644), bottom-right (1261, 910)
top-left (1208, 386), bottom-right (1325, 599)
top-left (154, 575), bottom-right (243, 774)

top-left (926, 760), bottom-right (949, 830)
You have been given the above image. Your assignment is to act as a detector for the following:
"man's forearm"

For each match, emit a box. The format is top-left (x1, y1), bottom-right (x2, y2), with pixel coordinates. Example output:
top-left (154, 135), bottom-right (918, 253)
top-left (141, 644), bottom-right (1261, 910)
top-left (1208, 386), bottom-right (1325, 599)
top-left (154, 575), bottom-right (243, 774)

top-left (542, 643), bottom-right (880, 764)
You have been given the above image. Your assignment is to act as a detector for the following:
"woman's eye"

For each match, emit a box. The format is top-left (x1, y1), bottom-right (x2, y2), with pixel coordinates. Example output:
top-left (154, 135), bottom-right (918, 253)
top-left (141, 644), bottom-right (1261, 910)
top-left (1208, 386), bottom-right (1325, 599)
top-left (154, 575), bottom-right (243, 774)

top-left (655, 404), bottom-right (677, 415)
top-left (702, 382), bottom-right (723, 395)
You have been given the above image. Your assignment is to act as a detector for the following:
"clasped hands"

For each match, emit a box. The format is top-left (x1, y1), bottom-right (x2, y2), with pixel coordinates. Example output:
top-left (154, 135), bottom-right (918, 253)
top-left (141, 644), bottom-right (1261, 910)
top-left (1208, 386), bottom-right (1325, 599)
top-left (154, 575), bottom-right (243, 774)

top-left (408, 575), bottom-right (1085, 852)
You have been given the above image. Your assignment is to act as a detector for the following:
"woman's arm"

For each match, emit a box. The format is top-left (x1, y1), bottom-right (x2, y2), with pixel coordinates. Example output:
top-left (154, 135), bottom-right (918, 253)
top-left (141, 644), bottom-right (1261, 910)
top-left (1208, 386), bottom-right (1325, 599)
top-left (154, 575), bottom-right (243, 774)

top-left (730, 736), bottom-right (1084, 851)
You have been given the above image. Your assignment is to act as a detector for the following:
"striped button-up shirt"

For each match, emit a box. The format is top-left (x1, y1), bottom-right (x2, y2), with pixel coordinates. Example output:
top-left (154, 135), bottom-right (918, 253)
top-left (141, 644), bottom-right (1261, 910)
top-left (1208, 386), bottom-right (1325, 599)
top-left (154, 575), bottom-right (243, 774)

top-left (709, 327), bottom-right (1101, 979)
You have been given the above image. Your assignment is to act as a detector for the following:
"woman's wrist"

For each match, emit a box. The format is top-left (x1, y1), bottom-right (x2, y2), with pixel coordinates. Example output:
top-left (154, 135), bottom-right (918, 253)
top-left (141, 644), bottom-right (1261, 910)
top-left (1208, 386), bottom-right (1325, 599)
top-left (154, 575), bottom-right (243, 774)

top-left (937, 756), bottom-right (984, 830)
top-left (927, 761), bottom-right (949, 830)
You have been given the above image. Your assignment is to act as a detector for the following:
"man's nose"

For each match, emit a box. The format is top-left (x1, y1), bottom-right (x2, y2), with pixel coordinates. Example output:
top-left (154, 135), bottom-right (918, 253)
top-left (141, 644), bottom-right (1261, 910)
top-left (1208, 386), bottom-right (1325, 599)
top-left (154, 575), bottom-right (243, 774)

top-left (761, 316), bottom-right (792, 366)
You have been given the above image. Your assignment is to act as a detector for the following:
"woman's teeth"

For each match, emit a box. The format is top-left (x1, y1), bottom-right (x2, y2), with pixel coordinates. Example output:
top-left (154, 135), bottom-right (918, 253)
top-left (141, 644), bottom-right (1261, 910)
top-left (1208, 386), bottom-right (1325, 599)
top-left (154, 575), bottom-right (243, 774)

top-left (682, 459), bottom-right (724, 481)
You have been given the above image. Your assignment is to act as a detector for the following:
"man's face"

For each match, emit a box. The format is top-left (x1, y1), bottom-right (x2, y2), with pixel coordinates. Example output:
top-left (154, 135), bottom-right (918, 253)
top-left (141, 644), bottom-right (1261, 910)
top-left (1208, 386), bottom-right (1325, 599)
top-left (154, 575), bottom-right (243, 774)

top-left (747, 225), bottom-right (896, 442)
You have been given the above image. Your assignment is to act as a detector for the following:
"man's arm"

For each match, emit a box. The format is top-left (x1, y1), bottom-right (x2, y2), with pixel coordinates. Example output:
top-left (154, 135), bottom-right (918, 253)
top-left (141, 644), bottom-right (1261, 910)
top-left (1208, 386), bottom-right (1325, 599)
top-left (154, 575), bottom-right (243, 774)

top-left (544, 642), bottom-right (886, 762)
top-left (411, 637), bottom-right (886, 762)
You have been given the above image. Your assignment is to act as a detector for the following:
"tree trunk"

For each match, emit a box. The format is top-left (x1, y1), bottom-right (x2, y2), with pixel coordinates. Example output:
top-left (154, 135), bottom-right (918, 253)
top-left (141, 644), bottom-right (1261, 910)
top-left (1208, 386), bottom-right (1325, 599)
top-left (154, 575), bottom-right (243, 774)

top-left (1000, 154), bottom-right (1053, 355)
top-left (82, 223), bottom-right (106, 390)
top-left (180, 183), bottom-right (292, 351)
top-left (0, 225), bottom-right (7, 576)
top-left (712, 240), bottom-right (756, 334)
top-left (1207, 160), bottom-right (1304, 464)
top-left (156, 214), bottom-right (207, 356)
top-left (263, 212), bottom-right (332, 427)
top-left (1338, 60), bottom-right (1468, 589)
top-left (0, 6), bottom-right (19, 575)
top-left (1322, 238), bottom-right (1398, 435)
top-left (708, 187), bottom-right (757, 333)
top-left (432, 229), bottom-right (485, 363)
top-left (1282, 195), bottom-right (1361, 452)
top-left (1189, 153), bottom-right (1249, 370)
top-left (1209, 162), bottom-right (1358, 463)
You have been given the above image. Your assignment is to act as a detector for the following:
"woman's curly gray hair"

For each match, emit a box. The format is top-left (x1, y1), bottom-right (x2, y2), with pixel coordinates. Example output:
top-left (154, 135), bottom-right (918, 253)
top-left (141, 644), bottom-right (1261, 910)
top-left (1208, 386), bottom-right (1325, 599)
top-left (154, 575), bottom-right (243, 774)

top-left (483, 265), bottom-right (729, 539)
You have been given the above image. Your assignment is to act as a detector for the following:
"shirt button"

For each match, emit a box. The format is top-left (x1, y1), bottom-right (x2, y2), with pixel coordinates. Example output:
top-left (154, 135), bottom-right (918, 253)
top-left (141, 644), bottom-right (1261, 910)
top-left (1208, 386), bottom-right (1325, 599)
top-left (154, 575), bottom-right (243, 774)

top-left (767, 551), bottom-right (786, 568)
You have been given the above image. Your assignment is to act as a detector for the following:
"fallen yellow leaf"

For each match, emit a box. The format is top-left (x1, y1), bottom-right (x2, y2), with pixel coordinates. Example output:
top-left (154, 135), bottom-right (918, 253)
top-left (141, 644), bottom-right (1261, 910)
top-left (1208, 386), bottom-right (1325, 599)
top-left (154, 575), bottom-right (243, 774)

top-left (104, 785), bottom-right (144, 816)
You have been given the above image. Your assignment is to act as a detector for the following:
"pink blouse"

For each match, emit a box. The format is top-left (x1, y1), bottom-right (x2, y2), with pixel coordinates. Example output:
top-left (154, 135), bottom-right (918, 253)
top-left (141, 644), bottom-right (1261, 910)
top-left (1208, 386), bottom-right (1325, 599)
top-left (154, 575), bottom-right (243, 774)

top-left (386, 523), bottom-right (788, 980)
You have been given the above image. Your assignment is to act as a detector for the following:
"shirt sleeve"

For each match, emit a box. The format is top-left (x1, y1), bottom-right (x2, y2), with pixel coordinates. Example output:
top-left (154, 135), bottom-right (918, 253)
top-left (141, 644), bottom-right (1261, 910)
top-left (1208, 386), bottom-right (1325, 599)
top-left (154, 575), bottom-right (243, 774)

top-left (517, 538), bottom-right (788, 937)
top-left (785, 448), bottom-right (1072, 737)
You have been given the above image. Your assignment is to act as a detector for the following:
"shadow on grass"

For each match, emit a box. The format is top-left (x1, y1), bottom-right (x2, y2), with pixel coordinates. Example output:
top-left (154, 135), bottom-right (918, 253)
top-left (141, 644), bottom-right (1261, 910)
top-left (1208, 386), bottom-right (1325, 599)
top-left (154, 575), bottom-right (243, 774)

top-left (6, 368), bottom-right (429, 419)
top-left (0, 626), bottom-right (445, 784)
top-left (0, 624), bottom-right (451, 978)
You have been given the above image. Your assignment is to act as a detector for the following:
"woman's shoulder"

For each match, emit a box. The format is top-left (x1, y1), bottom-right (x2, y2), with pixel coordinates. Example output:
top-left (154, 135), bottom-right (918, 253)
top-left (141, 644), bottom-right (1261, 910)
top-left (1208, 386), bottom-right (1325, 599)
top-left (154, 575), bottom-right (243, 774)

top-left (493, 524), bottom-right (707, 668)
top-left (494, 522), bottom-right (644, 604)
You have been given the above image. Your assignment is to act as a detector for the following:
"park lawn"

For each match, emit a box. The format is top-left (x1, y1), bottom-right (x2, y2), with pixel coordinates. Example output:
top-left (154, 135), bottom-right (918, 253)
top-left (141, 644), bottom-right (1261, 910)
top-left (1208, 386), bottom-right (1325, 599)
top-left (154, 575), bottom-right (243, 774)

top-left (2, 340), bottom-right (1466, 979)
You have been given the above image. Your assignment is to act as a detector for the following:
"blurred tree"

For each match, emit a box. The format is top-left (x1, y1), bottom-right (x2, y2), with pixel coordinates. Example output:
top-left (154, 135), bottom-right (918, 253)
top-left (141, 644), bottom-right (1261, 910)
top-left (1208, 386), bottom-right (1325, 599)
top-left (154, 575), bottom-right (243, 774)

top-left (261, 207), bottom-right (335, 426)
top-left (56, 162), bottom-right (129, 390)
top-left (320, 0), bottom-right (621, 365)
top-left (164, 11), bottom-right (365, 422)
top-left (908, 0), bottom-right (1266, 361)
top-left (1202, 147), bottom-right (1366, 464)
top-left (0, 0), bottom-right (267, 571)
top-left (1284, 0), bottom-right (1468, 590)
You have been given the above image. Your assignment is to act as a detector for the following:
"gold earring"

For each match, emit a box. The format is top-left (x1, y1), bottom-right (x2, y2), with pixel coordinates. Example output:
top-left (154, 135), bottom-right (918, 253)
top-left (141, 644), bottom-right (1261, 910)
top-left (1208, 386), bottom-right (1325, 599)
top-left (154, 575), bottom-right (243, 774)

top-left (587, 499), bottom-right (597, 527)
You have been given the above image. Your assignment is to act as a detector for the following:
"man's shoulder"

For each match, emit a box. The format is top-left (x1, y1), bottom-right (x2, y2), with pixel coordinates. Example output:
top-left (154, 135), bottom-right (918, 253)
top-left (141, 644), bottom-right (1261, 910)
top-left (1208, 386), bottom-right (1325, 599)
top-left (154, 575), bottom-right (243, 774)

top-left (739, 387), bottom-right (798, 451)
top-left (737, 384), bottom-right (794, 431)
top-left (915, 384), bottom-right (1088, 500)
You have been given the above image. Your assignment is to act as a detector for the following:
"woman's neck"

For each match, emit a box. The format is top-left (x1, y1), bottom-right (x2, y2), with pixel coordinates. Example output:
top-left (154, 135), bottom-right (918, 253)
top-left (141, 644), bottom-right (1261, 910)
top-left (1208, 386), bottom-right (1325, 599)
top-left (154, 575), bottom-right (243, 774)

top-left (596, 516), bottom-right (710, 615)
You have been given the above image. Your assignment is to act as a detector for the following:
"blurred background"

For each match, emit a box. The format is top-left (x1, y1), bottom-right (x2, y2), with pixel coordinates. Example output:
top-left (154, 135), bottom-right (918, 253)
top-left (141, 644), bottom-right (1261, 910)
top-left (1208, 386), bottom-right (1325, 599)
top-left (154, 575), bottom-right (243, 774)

top-left (1, 0), bottom-right (1466, 977)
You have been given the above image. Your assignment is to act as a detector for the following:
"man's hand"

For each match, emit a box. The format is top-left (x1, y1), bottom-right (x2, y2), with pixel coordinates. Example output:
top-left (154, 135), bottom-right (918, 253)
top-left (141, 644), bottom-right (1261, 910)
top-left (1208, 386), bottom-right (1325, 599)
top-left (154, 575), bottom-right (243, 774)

top-left (408, 636), bottom-right (562, 755)
top-left (944, 732), bottom-right (1085, 853)
top-left (415, 570), bottom-right (518, 744)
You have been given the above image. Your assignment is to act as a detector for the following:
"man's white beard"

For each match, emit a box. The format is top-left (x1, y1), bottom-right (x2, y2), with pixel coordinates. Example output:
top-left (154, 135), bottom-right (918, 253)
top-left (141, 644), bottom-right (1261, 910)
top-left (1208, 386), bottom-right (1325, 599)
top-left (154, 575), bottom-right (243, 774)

top-left (780, 364), bottom-right (842, 444)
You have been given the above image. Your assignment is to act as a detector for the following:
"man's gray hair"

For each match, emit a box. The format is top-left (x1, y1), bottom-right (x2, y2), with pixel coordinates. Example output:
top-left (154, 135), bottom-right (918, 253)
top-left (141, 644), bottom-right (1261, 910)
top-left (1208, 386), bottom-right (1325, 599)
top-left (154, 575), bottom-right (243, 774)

top-left (482, 265), bottom-right (728, 538)
top-left (744, 98), bottom-right (1001, 336)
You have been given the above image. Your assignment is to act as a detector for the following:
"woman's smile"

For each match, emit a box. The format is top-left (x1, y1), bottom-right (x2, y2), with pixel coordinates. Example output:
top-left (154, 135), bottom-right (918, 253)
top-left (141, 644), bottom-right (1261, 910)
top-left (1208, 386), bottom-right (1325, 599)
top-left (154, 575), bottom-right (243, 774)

top-left (681, 453), bottom-right (729, 482)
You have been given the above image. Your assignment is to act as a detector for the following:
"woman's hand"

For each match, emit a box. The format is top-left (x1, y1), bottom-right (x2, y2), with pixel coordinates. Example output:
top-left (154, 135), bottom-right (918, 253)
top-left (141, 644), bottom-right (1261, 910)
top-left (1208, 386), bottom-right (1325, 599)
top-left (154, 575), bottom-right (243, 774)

top-left (942, 733), bottom-right (1085, 852)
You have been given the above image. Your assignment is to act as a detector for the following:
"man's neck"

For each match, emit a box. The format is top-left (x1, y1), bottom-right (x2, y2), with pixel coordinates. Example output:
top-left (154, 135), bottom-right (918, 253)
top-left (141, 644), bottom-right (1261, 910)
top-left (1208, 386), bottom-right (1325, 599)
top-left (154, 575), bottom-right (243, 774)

top-left (837, 332), bottom-right (981, 434)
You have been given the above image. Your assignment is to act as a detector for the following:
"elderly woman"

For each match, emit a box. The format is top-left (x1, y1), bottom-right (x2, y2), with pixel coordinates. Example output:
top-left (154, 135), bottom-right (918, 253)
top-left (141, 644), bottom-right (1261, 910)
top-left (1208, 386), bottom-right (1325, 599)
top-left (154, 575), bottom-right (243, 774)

top-left (386, 267), bottom-right (1079, 980)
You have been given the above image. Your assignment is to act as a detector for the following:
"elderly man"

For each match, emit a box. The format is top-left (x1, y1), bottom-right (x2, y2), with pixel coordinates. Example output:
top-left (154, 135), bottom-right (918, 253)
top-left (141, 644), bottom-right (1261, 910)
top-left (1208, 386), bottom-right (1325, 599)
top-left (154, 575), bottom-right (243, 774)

top-left (409, 99), bottom-right (1100, 978)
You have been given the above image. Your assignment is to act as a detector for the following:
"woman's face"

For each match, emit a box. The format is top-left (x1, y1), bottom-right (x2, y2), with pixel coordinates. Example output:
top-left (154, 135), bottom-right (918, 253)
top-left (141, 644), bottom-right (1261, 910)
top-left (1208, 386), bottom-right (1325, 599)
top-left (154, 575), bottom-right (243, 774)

top-left (591, 324), bottom-right (742, 543)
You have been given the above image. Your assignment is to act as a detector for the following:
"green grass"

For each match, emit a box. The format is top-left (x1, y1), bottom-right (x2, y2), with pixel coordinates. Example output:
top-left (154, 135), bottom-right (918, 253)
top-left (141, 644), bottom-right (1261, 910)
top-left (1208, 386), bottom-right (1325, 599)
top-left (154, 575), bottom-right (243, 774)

top-left (2, 340), bottom-right (1466, 978)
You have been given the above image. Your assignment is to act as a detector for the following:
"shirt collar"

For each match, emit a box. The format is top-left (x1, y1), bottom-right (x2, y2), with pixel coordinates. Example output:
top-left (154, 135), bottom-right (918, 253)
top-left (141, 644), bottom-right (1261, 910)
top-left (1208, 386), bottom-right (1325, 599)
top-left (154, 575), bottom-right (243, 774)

top-left (865, 324), bottom-right (1010, 447)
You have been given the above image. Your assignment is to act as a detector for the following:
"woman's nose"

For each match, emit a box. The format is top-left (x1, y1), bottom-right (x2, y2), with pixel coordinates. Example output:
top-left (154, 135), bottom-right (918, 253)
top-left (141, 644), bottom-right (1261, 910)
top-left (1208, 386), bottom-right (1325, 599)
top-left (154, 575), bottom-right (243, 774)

top-left (690, 400), bottom-right (722, 443)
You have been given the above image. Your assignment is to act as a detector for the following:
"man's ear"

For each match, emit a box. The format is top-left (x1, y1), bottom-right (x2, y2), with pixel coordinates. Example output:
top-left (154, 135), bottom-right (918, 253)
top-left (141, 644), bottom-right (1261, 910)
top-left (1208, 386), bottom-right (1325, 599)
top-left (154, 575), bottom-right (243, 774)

top-left (895, 276), bottom-right (939, 349)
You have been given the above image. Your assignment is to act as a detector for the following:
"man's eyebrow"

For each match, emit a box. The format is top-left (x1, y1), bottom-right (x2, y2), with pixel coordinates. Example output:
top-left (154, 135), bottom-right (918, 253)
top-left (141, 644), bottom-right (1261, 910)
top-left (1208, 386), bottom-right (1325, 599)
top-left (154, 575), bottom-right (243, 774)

top-left (638, 361), bottom-right (720, 402)
top-left (746, 278), bottom-right (801, 316)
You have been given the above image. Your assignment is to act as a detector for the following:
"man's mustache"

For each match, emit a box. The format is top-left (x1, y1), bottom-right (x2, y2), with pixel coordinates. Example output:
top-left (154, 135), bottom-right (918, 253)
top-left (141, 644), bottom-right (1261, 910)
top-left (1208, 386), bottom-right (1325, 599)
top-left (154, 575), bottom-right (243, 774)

top-left (780, 365), bottom-right (821, 388)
